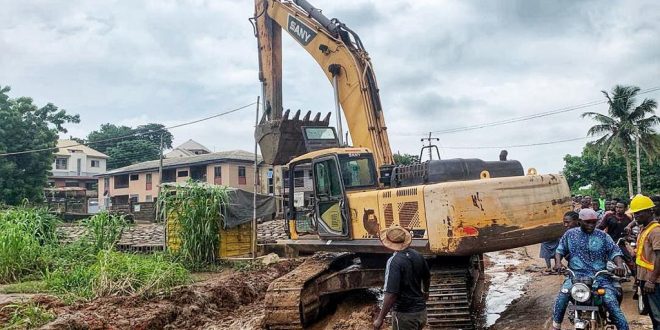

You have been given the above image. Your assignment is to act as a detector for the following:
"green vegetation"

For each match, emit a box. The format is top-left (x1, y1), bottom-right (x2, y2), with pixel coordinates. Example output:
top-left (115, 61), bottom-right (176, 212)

top-left (582, 85), bottom-right (658, 196)
top-left (80, 123), bottom-right (174, 170)
top-left (160, 181), bottom-right (230, 269)
top-left (1, 302), bottom-right (55, 329)
top-left (0, 86), bottom-right (80, 205)
top-left (0, 206), bottom-right (190, 309)
top-left (83, 211), bottom-right (126, 251)
top-left (0, 207), bottom-right (58, 283)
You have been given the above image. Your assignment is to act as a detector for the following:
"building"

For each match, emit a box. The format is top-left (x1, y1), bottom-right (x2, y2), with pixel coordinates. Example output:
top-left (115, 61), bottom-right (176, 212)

top-left (49, 139), bottom-right (108, 193)
top-left (165, 139), bottom-right (211, 158)
top-left (97, 150), bottom-right (270, 207)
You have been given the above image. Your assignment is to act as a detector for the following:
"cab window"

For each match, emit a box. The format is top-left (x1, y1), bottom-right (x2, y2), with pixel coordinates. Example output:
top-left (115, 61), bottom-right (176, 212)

top-left (338, 154), bottom-right (376, 189)
top-left (314, 158), bottom-right (342, 197)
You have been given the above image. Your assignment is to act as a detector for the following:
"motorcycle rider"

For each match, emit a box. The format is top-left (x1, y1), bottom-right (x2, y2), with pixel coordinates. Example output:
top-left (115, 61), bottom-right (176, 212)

top-left (631, 194), bottom-right (660, 329)
top-left (552, 208), bottom-right (628, 330)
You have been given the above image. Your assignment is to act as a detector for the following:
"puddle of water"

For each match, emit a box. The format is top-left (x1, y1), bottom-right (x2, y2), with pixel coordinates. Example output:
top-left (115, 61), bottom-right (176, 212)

top-left (483, 251), bottom-right (531, 327)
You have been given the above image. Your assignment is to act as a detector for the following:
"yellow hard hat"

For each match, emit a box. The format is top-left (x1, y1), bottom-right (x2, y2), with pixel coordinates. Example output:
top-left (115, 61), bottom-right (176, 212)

top-left (629, 194), bottom-right (655, 213)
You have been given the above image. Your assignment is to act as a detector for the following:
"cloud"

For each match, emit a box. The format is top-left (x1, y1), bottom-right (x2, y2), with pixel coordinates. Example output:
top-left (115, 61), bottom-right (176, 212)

top-left (1, 0), bottom-right (659, 174)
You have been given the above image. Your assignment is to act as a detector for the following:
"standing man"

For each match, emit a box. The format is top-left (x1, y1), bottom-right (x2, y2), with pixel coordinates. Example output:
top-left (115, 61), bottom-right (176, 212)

top-left (631, 194), bottom-right (660, 329)
top-left (374, 226), bottom-right (430, 330)
top-left (599, 201), bottom-right (633, 242)
top-left (552, 209), bottom-right (628, 330)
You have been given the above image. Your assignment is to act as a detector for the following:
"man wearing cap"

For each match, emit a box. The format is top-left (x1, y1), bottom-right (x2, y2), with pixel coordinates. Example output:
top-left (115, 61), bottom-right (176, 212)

top-left (630, 194), bottom-right (660, 329)
top-left (373, 226), bottom-right (430, 330)
top-left (551, 208), bottom-right (629, 330)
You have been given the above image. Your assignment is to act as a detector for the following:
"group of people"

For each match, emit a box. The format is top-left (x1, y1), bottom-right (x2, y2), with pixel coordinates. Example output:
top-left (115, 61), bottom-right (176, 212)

top-left (540, 196), bottom-right (634, 273)
top-left (547, 194), bottom-right (660, 330)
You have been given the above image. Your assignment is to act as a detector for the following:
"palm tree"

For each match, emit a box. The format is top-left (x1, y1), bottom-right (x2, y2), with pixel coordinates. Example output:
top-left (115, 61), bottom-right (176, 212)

top-left (582, 85), bottom-right (659, 197)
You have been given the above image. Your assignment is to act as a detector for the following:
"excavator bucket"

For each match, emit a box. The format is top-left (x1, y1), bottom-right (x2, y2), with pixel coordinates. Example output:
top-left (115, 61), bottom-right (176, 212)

top-left (255, 109), bottom-right (332, 165)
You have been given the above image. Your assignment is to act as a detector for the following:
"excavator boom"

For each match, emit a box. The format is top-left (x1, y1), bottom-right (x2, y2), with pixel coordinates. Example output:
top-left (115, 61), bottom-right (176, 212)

top-left (254, 0), bottom-right (393, 167)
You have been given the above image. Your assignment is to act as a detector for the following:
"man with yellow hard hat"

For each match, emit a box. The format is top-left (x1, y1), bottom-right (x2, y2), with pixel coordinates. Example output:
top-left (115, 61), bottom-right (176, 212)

top-left (631, 194), bottom-right (660, 329)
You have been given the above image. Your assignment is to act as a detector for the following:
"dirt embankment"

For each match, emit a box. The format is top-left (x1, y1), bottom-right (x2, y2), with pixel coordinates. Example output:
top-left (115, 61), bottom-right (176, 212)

top-left (38, 260), bottom-right (301, 330)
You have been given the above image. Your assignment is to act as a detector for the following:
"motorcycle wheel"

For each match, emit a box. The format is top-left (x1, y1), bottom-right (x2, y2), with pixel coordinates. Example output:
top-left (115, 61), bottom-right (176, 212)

top-left (638, 285), bottom-right (650, 315)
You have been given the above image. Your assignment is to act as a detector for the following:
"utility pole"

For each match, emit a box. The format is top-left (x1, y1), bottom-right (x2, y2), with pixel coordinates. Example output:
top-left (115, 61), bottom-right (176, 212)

top-left (420, 132), bottom-right (439, 161)
top-left (635, 126), bottom-right (642, 194)
top-left (252, 96), bottom-right (260, 259)
top-left (155, 133), bottom-right (164, 222)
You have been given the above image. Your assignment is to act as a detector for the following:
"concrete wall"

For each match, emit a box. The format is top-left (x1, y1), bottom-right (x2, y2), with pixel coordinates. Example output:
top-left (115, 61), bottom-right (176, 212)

top-left (52, 154), bottom-right (106, 177)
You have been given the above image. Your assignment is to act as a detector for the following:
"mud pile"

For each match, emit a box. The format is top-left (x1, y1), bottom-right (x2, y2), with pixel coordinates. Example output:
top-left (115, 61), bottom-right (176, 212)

top-left (41, 260), bottom-right (300, 330)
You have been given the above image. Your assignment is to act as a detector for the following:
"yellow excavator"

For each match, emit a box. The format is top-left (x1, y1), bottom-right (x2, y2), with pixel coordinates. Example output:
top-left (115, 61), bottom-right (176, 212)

top-left (253, 1), bottom-right (572, 328)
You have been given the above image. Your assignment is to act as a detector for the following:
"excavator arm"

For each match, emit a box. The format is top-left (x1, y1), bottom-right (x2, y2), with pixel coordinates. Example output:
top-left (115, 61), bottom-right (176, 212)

top-left (254, 0), bottom-right (393, 168)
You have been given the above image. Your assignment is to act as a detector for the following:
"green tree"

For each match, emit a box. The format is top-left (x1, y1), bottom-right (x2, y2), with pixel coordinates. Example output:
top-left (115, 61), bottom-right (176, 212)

top-left (582, 85), bottom-right (659, 197)
top-left (106, 140), bottom-right (160, 170)
top-left (0, 86), bottom-right (79, 205)
top-left (393, 152), bottom-right (420, 165)
top-left (84, 123), bottom-right (173, 170)
top-left (563, 140), bottom-right (660, 198)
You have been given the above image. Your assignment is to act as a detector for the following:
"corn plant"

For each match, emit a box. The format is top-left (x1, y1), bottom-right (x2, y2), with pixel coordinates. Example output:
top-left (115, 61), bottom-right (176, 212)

top-left (83, 211), bottom-right (126, 251)
top-left (159, 180), bottom-right (229, 268)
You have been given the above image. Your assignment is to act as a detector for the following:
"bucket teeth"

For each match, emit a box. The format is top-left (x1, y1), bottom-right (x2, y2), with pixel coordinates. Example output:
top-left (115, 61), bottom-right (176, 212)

top-left (255, 110), bottom-right (332, 165)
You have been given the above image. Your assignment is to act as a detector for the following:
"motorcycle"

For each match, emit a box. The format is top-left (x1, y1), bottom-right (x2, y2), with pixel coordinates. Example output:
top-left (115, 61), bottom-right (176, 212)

top-left (564, 263), bottom-right (629, 330)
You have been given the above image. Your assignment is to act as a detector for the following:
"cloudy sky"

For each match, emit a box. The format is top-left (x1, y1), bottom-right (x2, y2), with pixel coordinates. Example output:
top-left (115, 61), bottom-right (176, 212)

top-left (1, 0), bottom-right (659, 173)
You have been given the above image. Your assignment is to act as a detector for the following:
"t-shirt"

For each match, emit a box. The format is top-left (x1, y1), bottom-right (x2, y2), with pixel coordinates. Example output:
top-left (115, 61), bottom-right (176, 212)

top-left (600, 213), bottom-right (632, 242)
top-left (637, 222), bottom-right (660, 283)
top-left (383, 248), bottom-right (430, 313)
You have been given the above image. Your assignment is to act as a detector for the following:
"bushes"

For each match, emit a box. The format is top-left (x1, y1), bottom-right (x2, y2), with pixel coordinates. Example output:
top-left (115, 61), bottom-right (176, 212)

top-left (0, 206), bottom-right (190, 303)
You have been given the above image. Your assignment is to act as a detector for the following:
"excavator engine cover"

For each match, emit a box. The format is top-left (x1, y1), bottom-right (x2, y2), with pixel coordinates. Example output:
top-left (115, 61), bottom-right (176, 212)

top-left (255, 109), bottom-right (331, 165)
top-left (391, 158), bottom-right (524, 187)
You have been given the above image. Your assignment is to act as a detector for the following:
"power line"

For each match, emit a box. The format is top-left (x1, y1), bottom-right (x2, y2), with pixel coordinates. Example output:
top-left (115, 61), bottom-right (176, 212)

top-left (0, 102), bottom-right (257, 157)
top-left (439, 136), bottom-right (589, 150)
top-left (423, 86), bottom-right (660, 135)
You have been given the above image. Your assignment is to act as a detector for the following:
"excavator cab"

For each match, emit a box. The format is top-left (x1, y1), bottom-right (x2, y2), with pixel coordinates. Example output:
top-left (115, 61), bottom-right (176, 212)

top-left (285, 148), bottom-right (378, 240)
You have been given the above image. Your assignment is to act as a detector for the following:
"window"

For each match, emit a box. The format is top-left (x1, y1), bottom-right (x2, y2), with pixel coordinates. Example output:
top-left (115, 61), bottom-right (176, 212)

top-left (114, 175), bottom-right (129, 189)
top-left (85, 181), bottom-right (97, 191)
top-left (90, 160), bottom-right (100, 168)
top-left (55, 158), bottom-right (68, 170)
top-left (190, 165), bottom-right (206, 182)
top-left (314, 159), bottom-right (342, 197)
top-left (238, 166), bottom-right (246, 185)
top-left (214, 166), bottom-right (222, 185)
top-left (162, 169), bottom-right (176, 183)
top-left (177, 170), bottom-right (189, 178)
top-left (145, 195), bottom-right (153, 202)
top-left (129, 195), bottom-right (139, 203)
top-left (103, 177), bottom-right (110, 194)
top-left (130, 174), bottom-right (139, 181)
top-left (65, 180), bottom-right (79, 187)
top-left (267, 169), bottom-right (274, 195)
top-left (338, 154), bottom-right (376, 189)
top-left (146, 173), bottom-right (152, 190)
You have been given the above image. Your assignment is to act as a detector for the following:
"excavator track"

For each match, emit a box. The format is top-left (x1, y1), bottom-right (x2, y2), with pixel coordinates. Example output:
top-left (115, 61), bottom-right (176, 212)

top-left (426, 256), bottom-right (484, 330)
top-left (263, 254), bottom-right (337, 329)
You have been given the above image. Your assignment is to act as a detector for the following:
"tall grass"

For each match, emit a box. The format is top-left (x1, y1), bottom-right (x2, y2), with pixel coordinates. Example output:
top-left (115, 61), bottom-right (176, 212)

top-left (83, 211), bottom-right (126, 251)
top-left (0, 207), bottom-right (58, 283)
top-left (0, 206), bottom-right (58, 245)
top-left (44, 251), bottom-right (190, 300)
top-left (160, 181), bottom-right (229, 268)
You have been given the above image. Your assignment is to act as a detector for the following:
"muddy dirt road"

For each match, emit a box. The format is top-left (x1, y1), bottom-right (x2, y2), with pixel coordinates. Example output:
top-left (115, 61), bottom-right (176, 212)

top-left (491, 244), bottom-right (653, 330)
